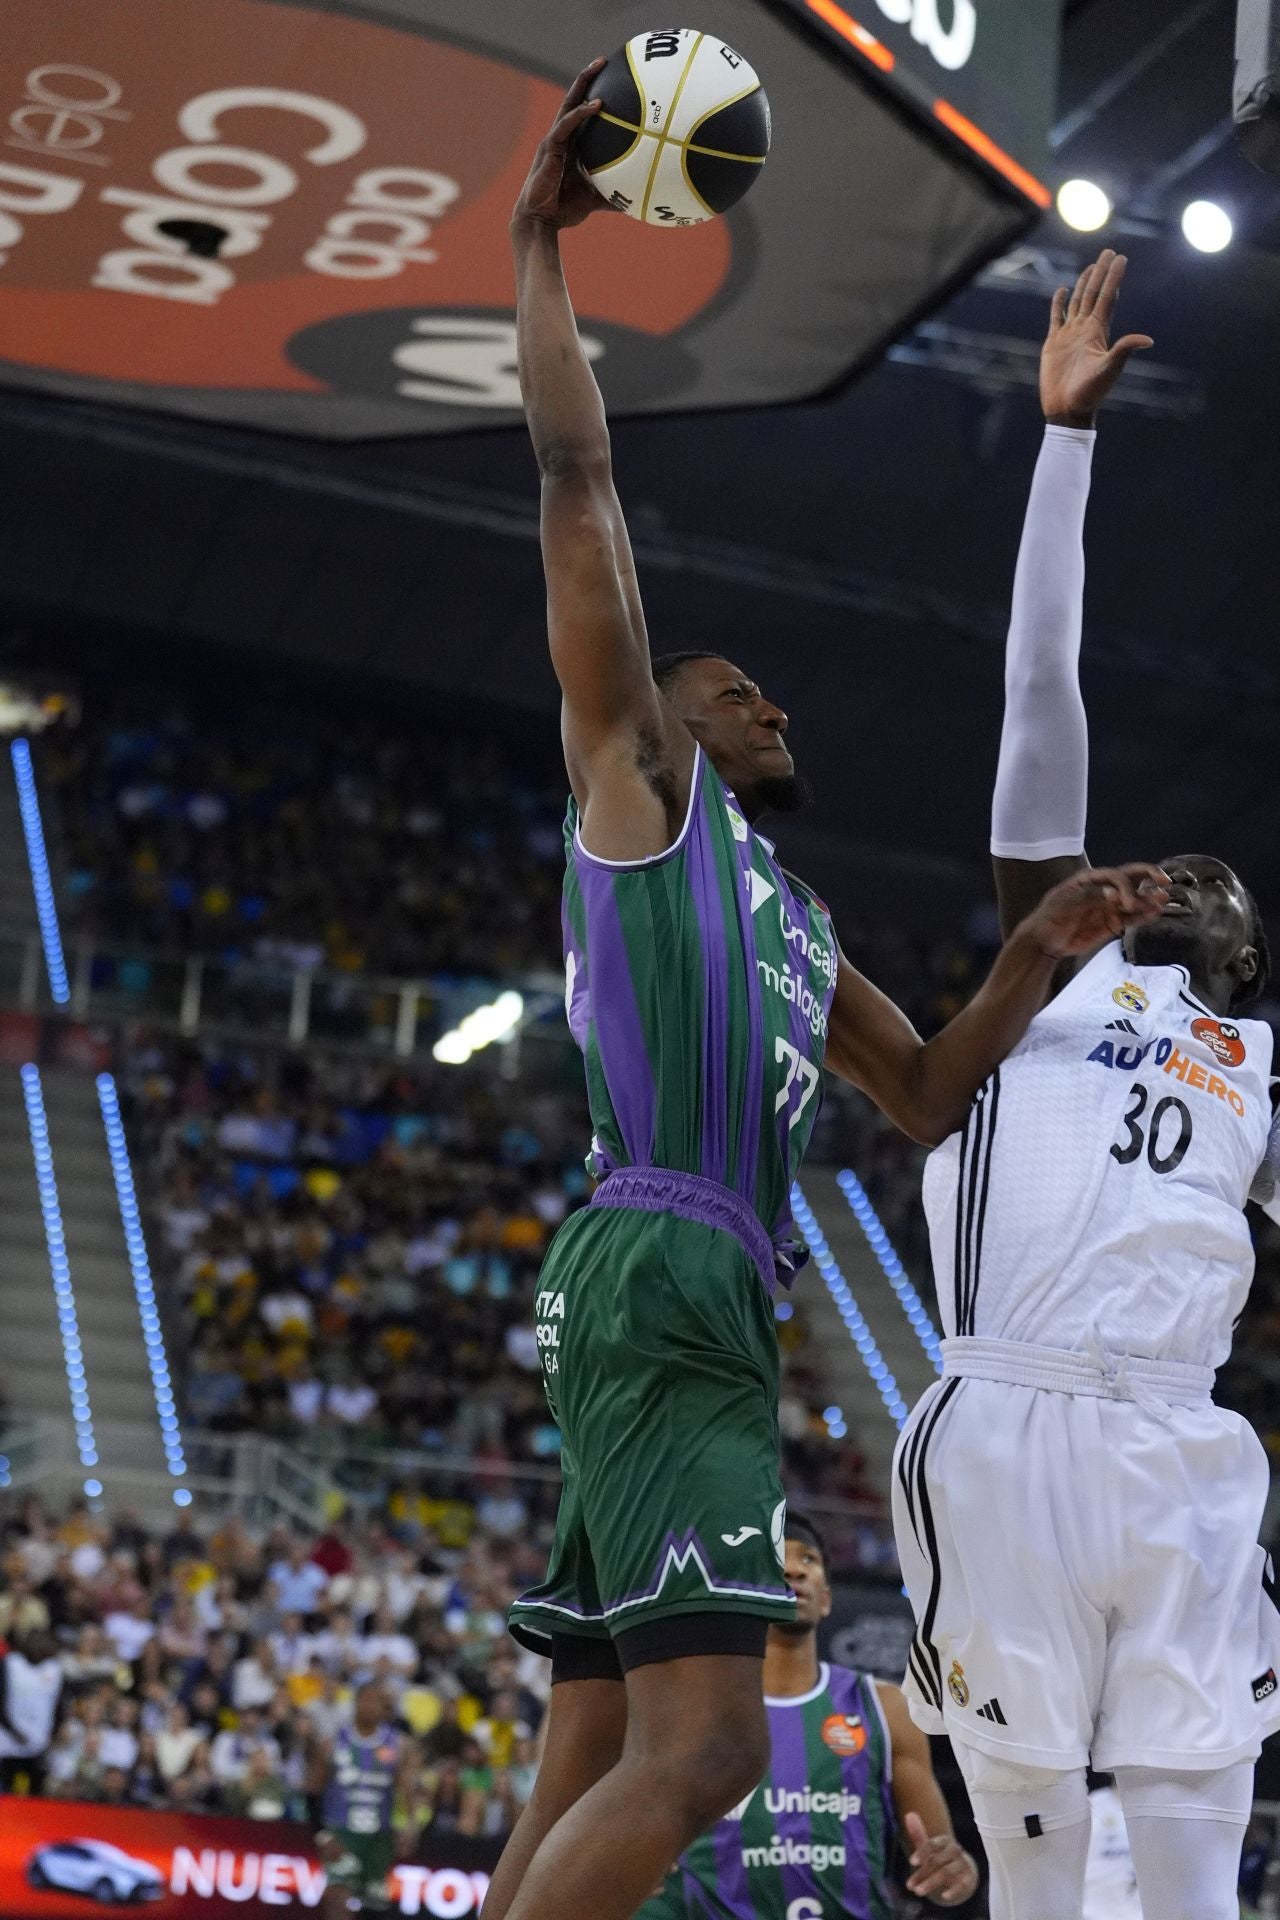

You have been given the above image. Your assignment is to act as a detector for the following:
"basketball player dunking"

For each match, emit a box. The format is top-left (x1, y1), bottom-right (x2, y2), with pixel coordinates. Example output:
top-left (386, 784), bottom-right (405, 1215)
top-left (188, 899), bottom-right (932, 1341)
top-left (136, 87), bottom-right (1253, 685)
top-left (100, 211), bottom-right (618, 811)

top-left (489, 80), bottom-right (1166, 1920)
top-left (893, 250), bottom-right (1280, 1919)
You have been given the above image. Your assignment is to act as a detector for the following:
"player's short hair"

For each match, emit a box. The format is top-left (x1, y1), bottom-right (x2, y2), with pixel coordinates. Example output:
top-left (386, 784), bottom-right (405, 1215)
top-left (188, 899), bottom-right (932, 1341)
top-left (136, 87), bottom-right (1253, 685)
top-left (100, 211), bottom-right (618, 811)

top-left (1233, 886), bottom-right (1271, 1014)
top-left (650, 650), bottom-right (727, 692)
top-left (783, 1511), bottom-right (828, 1571)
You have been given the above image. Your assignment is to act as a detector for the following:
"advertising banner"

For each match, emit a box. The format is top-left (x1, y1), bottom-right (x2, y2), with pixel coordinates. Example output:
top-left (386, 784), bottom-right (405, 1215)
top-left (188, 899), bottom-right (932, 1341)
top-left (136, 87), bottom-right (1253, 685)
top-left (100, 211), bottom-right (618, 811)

top-left (0, 1801), bottom-right (497, 1920)
top-left (0, 0), bottom-right (1048, 436)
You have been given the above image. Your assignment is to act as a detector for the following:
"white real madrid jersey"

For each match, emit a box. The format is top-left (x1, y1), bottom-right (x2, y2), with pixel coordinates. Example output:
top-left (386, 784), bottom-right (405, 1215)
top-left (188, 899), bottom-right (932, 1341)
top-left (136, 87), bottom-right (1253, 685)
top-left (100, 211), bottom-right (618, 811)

top-left (923, 941), bottom-right (1275, 1370)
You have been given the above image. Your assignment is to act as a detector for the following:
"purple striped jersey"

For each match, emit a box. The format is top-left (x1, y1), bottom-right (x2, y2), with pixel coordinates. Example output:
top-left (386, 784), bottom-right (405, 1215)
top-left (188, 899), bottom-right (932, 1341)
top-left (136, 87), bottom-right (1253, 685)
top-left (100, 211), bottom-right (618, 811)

top-left (649, 1663), bottom-right (897, 1920)
top-left (321, 1723), bottom-right (400, 1834)
top-left (562, 746), bottom-right (837, 1274)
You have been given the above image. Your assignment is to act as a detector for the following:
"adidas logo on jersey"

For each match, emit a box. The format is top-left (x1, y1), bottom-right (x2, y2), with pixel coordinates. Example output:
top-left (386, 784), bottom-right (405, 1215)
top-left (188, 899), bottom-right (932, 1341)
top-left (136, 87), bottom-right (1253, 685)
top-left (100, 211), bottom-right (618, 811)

top-left (1105, 1018), bottom-right (1139, 1036)
top-left (975, 1698), bottom-right (1007, 1725)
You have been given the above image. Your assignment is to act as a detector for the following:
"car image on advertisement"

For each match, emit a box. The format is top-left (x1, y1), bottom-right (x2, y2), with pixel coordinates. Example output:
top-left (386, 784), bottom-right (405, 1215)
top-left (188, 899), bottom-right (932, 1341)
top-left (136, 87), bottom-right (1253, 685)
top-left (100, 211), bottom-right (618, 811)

top-left (27, 1841), bottom-right (166, 1904)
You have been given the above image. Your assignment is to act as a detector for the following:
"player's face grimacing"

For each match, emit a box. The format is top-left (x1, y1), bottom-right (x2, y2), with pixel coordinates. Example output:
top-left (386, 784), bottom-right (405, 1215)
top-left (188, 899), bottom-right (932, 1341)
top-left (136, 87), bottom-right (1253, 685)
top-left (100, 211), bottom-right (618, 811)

top-left (1123, 853), bottom-right (1259, 1009)
top-left (667, 657), bottom-right (810, 819)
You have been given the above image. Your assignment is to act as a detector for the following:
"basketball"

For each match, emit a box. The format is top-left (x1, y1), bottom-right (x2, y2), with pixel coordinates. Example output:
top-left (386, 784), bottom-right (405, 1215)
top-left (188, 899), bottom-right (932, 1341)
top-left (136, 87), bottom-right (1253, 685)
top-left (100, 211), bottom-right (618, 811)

top-left (578, 28), bottom-right (770, 227)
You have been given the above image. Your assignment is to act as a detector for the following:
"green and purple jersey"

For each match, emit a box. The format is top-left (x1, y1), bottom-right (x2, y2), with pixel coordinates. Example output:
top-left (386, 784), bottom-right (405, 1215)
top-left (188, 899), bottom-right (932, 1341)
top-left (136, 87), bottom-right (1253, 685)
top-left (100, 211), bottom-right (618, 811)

top-left (646, 1663), bottom-right (897, 1920)
top-left (321, 1723), bottom-right (399, 1836)
top-left (563, 747), bottom-right (836, 1277)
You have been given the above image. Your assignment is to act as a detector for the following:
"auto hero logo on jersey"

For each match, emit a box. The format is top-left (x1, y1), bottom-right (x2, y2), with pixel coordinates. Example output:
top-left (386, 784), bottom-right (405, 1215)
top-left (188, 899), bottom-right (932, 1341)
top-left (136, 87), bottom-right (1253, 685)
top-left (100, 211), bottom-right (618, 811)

top-left (1191, 1017), bottom-right (1247, 1069)
top-left (1086, 1033), bottom-right (1249, 1117)
top-left (820, 1714), bottom-right (867, 1757)
top-left (1112, 980), bottom-right (1150, 1014)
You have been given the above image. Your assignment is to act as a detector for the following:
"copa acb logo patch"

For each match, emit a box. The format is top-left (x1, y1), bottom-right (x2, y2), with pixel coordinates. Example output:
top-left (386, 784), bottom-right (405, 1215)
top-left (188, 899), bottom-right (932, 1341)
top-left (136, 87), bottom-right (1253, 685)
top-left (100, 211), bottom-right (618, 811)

top-left (1191, 1017), bottom-right (1247, 1069)
top-left (821, 1714), bottom-right (867, 1756)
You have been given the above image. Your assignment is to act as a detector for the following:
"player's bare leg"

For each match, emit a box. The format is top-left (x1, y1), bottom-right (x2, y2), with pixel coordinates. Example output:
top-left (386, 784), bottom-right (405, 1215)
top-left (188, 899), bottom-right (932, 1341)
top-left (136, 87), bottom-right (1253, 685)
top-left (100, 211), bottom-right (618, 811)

top-left (501, 1654), bottom-right (768, 1920)
top-left (481, 1676), bottom-right (626, 1920)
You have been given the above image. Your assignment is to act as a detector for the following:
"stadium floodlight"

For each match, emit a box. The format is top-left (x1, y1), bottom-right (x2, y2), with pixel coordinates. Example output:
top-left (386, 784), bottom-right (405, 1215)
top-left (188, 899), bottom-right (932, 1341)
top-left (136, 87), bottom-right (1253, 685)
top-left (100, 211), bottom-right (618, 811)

top-left (1181, 200), bottom-right (1232, 252)
top-left (1056, 178), bottom-right (1111, 233)
top-left (432, 990), bottom-right (524, 1065)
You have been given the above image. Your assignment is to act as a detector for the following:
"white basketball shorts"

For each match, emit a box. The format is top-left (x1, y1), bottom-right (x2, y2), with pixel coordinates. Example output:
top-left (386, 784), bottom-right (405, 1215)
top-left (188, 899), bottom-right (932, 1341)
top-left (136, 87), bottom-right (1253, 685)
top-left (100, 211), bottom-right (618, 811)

top-left (892, 1361), bottom-right (1280, 1772)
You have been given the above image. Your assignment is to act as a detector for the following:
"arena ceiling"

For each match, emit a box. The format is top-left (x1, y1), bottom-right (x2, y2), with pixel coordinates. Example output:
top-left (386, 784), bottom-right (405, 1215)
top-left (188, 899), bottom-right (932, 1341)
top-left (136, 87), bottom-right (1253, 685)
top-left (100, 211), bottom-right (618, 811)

top-left (2, 0), bottom-right (1279, 939)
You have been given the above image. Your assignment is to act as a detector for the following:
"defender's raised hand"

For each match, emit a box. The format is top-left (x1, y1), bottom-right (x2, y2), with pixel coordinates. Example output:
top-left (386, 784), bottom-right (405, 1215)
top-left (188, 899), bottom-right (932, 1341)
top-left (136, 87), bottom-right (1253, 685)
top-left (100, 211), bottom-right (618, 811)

top-left (511, 61), bottom-right (609, 233)
top-left (1026, 862), bottom-right (1170, 959)
top-left (1041, 249), bottom-right (1154, 429)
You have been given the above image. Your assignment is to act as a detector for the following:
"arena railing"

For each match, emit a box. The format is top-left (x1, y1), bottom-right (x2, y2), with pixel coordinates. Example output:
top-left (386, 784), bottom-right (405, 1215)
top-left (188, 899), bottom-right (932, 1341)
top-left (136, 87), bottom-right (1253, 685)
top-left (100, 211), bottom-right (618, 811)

top-left (0, 1414), bottom-right (898, 1573)
top-left (0, 927), bottom-right (568, 1062)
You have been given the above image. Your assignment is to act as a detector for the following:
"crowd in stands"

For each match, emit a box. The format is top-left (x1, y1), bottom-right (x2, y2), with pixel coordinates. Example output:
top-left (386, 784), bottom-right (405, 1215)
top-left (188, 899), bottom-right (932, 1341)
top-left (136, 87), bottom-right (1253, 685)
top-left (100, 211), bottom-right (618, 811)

top-left (45, 692), bottom-right (1002, 1041)
top-left (0, 1492), bottom-right (548, 1835)
top-left (49, 700), bottom-right (566, 981)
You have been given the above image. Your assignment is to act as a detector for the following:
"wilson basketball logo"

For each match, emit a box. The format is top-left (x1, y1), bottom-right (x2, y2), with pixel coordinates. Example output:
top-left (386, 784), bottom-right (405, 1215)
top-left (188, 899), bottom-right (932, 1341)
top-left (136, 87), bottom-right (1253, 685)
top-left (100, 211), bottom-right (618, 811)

top-left (1191, 1017), bottom-right (1247, 1069)
top-left (820, 1714), bottom-right (867, 1756)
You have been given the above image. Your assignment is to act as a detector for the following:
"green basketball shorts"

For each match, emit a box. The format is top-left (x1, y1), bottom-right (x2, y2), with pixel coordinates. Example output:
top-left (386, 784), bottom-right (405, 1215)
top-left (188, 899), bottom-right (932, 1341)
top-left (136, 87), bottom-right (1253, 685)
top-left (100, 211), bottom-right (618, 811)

top-left (322, 1831), bottom-right (395, 1909)
top-left (508, 1201), bottom-right (796, 1653)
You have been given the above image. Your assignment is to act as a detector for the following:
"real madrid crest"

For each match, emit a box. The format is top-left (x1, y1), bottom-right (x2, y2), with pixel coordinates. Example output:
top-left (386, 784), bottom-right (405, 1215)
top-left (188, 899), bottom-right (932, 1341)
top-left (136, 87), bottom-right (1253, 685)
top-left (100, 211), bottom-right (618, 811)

top-left (947, 1660), bottom-right (970, 1708)
top-left (1112, 980), bottom-right (1150, 1015)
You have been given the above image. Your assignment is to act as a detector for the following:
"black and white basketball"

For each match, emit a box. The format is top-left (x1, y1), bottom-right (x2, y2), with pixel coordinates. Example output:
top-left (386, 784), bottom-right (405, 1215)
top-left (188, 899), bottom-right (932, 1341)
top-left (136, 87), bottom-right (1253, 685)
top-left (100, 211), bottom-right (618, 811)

top-left (578, 29), bottom-right (770, 227)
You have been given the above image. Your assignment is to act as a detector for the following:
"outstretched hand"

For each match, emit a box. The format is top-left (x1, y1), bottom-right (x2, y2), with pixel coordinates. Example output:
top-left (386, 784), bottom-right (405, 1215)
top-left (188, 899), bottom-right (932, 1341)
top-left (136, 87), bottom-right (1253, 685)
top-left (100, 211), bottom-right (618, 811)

top-left (1025, 863), bottom-right (1170, 960)
top-left (1041, 249), bottom-right (1154, 428)
top-left (511, 60), bottom-right (609, 233)
top-left (902, 1812), bottom-right (979, 1905)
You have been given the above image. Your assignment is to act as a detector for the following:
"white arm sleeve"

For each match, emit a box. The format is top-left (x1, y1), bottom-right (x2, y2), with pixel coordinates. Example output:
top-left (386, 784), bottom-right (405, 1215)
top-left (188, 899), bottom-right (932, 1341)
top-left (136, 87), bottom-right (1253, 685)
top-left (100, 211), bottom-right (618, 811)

top-left (990, 425), bottom-right (1097, 860)
top-left (1250, 1100), bottom-right (1280, 1227)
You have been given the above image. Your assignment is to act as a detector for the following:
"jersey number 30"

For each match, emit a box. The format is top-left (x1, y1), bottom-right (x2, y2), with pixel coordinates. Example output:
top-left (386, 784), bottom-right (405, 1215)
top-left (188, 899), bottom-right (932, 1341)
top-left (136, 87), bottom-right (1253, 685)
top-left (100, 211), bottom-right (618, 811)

top-left (775, 1038), bottom-right (820, 1130)
top-left (1110, 1084), bottom-right (1193, 1174)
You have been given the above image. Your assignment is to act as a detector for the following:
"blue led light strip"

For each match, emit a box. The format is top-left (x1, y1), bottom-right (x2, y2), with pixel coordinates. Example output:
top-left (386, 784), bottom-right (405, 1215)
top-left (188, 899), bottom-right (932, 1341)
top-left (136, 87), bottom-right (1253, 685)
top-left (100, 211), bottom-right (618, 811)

top-left (791, 1182), bottom-right (909, 1429)
top-left (835, 1168), bottom-right (942, 1374)
top-left (11, 739), bottom-right (69, 1006)
top-left (21, 1064), bottom-right (99, 1481)
top-left (95, 1074), bottom-right (189, 1494)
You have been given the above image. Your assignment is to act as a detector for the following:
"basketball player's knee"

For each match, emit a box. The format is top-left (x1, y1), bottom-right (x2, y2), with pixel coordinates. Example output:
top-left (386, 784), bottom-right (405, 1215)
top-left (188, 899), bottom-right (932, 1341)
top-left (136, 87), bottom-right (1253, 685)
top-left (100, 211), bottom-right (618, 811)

top-left (1111, 1760), bottom-right (1253, 1825)
top-left (642, 1717), bottom-right (769, 1835)
top-left (954, 1744), bottom-right (1088, 1840)
top-left (1113, 1762), bottom-right (1252, 1920)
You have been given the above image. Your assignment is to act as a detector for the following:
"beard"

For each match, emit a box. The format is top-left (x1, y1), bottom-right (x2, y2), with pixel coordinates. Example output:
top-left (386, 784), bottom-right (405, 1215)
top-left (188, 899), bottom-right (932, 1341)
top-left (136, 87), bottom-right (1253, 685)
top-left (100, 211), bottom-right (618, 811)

top-left (754, 772), bottom-right (814, 817)
top-left (770, 1619), bottom-right (815, 1641)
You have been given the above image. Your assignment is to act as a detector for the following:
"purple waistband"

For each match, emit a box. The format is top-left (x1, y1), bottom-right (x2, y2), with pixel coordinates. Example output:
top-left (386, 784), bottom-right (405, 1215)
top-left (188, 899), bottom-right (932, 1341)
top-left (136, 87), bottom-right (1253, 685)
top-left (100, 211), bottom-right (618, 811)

top-left (588, 1165), bottom-right (777, 1294)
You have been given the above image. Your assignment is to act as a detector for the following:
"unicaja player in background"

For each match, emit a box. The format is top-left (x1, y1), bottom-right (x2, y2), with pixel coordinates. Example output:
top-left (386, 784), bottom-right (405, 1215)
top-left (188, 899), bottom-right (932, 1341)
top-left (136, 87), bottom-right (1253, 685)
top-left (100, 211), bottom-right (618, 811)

top-left (892, 250), bottom-right (1280, 1920)
top-left (314, 1683), bottom-right (416, 1916)
top-left (488, 69), bottom-right (1170, 1920)
top-left (635, 1513), bottom-right (979, 1917)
